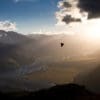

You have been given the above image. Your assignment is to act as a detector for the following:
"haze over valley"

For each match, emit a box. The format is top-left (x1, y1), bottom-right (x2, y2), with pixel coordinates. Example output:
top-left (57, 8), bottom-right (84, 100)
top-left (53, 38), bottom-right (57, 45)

top-left (0, 30), bottom-right (100, 93)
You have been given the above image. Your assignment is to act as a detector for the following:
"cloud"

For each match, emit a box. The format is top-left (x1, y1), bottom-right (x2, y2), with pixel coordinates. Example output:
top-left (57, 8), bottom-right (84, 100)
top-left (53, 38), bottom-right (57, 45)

top-left (57, 1), bottom-right (72, 8)
top-left (56, 0), bottom-right (100, 25)
top-left (62, 15), bottom-right (81, 24)
top-left (0, 21), bottom-right (17, 31)
top-left (78, 0), bottom-right (100, 19)
top-left (56, 0), bottom-right (83, 25)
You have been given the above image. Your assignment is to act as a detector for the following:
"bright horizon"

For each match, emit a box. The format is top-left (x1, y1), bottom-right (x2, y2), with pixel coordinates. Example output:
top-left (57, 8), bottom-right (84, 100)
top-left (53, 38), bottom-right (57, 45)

top-left (0, 0), bottom-right (100, 40)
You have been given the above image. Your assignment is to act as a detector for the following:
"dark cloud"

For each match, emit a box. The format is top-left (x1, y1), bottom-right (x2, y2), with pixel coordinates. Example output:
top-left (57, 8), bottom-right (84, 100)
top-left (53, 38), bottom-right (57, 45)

top-left (56, 0), bottom-right (82, 24)
top-left (63, 1), bottom-right (72, 8)
top-left (78, 0), bottom-right (100, 19)
top-left (62, 15), bottom-right (81, 24)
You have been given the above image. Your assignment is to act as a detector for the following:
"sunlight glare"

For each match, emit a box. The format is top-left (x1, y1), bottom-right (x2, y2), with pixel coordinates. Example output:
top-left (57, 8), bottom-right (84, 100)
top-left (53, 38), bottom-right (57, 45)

top-left (85, 19), bottom-right (100, 40)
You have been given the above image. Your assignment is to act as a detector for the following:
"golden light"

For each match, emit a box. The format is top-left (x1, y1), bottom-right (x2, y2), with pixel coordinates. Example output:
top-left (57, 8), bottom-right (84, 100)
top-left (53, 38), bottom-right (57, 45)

top-left (83, 19), bottom-right (100, 41)
top-left (87, 20), bottom-right (100, 38)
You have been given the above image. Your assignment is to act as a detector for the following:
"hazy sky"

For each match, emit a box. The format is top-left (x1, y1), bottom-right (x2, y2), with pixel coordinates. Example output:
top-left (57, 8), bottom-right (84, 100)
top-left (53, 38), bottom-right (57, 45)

top-left (1, 0), bottom-right (100, 36)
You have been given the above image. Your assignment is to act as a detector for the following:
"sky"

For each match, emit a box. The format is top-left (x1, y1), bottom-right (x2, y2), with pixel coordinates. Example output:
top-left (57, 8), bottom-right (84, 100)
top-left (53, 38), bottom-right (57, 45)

top-left (0, 0), bottom-right (60, 34)
top-left (0, 0), bottom-right (100, 36)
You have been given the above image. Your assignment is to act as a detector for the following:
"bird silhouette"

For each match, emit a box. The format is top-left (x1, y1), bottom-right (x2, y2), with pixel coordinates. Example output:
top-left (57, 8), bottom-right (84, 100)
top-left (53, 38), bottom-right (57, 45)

top-left (60, 42), bottom-right (64, 47)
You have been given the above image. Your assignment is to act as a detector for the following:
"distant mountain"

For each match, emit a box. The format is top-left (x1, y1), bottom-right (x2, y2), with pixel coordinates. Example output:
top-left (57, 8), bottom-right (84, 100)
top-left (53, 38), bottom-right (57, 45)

top-left (0, 30), bottom-right (28, 44)
top-left (0, 84), bottom-right (99, 100)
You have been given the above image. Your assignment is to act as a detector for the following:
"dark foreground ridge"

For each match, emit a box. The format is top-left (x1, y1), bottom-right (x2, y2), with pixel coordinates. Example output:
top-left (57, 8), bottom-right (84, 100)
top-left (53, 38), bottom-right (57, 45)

top-left (0, 83), bottom-right (100, 100)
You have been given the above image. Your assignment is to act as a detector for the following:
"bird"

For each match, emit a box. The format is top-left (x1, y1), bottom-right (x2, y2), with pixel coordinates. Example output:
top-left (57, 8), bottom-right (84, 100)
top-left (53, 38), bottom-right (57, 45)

top-left (60, 42), bottom-right (64, 47)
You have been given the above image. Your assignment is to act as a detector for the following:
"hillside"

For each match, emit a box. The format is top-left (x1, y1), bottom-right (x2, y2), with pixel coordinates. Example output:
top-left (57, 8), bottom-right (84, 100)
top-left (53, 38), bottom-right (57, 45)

top-left (0, 84), bottom-right (100, 100)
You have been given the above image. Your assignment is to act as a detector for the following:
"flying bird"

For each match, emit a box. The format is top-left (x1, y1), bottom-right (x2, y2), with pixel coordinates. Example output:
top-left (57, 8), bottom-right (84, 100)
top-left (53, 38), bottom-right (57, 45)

top-left (60, 42), bottom-right (64, 47)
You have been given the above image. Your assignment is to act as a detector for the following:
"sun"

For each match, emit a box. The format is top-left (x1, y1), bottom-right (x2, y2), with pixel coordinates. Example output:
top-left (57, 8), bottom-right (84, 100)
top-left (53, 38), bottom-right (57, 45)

top-left (87, 28), bottom-right (100, 39)
top-left (85, 19), bottom-right (100, 40)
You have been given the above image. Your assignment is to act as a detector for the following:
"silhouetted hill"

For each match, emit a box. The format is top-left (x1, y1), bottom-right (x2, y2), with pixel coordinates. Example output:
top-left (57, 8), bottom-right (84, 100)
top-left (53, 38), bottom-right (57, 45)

top-left (0, 84), bottom-right (100, 100)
